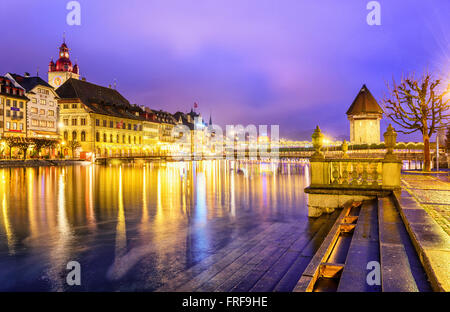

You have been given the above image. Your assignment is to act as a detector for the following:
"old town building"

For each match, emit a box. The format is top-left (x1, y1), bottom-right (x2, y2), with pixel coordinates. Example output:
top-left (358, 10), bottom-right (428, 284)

top-left (56, 78), bottom-right (145, 158)
top-left (0, 75), bottom-right (28, 139)
top-left (6, 73), bottom-right (59, 140)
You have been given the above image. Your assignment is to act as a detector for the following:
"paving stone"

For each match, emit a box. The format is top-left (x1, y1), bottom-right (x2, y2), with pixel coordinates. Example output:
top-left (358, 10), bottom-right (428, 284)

top-left (380, 244), bottom-right (419, 292)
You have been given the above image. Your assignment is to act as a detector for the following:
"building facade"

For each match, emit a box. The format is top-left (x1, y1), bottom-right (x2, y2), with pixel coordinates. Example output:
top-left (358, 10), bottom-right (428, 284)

top-left (48, 40), bottom-right (80, 89)
top-left (0, 75), bottom-right (28, 139)
top-left (6, 73), bottom-right (59, 140)
top-left (346, 84), bottom-right (383, 145)
top-left (56, 78), bottom-right (145, 158)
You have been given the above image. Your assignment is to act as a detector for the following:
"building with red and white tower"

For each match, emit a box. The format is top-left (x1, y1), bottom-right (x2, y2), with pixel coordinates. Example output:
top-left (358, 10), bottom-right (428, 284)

top-left (48, 39), bottom-right (80, 89)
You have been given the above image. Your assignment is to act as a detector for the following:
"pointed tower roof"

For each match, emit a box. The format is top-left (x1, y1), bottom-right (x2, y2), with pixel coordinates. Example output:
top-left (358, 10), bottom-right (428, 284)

top-left (346, 84), bottom-right (383, 115)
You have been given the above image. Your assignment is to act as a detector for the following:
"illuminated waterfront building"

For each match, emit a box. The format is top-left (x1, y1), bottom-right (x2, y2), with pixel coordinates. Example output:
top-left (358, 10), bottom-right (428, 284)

top-left (48, 40), bottom-right (80, 89)
top-left (347, 84), bottom-right (383, 144)
top-left (56, 78), bottom-right (146, 157)
top-left (0, 75), bottom-right (28, 139)
top-left (6, 73), bottom-right (59, 140)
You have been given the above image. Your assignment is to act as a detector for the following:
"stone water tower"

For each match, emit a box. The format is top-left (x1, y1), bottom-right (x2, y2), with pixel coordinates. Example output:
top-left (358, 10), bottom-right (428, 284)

top-left (346, 84), bottom-right (383, 144)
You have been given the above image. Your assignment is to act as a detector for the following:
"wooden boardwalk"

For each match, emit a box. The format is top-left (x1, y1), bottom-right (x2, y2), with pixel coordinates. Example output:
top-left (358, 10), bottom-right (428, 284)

top-left (156, 211), bottom-right (340, 292)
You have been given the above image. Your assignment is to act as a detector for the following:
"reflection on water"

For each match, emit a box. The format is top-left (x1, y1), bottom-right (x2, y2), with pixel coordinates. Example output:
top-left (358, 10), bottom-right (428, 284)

top-left (0, 160), bottom-right (310, 291)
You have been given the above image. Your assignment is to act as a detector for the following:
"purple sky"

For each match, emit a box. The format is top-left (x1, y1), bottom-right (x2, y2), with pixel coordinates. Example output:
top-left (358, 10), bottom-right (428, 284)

top-left (0, 0), bottom-right (448, 141)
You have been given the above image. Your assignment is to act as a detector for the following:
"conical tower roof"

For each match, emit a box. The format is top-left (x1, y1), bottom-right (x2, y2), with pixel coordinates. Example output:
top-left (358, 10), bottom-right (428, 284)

top-left (346, 84), bottom-right (383, 115)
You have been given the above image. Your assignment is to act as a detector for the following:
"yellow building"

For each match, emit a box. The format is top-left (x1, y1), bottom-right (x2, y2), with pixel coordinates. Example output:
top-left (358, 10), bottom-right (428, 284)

top-left (56, 78), bottom-right (146, 158)
top-left (0, 75), bottom-right (28, 139)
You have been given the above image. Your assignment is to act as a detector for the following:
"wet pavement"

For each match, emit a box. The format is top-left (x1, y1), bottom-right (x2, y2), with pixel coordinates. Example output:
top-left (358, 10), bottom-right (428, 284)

top-left (402, 173), bottom-right (450, 235)
top-left (0, 160), bottom-right (337, 291)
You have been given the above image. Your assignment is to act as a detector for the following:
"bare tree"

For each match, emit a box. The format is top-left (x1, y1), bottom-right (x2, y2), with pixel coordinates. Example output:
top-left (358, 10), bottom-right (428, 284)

top-left (382, 73), bottom-right (449, 171)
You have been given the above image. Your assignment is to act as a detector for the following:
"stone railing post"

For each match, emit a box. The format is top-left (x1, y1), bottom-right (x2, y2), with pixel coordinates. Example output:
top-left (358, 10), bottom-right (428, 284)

top-left (382, 124), bottom-right (401, 189)
top-left (341, 140), bottom-right (349, 158)
top-left (310, 126), bottom-right (329, 186)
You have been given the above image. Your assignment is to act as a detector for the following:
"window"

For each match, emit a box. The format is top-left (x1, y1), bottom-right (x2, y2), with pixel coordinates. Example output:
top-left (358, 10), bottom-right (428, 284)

top-left (128, 124), bottom-right (131, 130)
top-left (19, 123), bottom-right (23, 131)
top-left (47, 121), bottom-right (54, 128)
top-left (96, 119), bottom-right (100, 126)
top-left (96, 132), bottom-right (100, 142)
top-left (81, 131), bottom-right (86, 142)
top-left (19, 102), bottom-right (24, 108)
top-left (110, 134), bottom-right (113, 142)
top-left (31, 107), bottom-right (38, 114)
top-left (72, 131), bottom-right (77, 141)
top-left (110, 121), bottom-right (114, 128)
top-left (63, 104), bottom-right (69, 109)
top-left (64, 131), bottom-right (68, 140)
top-left (128, 136), bottom-right (131, 144)
top-left (13, 100), bottom-right (17, 107)
top-left (32, 119), bottom-right (39, 126)
top-left (49, 101), bottom-right (54, 106)
top-left (6, 122), bottom-right (10, 129)
top-left (32, 98), bottom-right (37, 103)
top-left (40, 99), bottom-right (46, 105)
top-left (103, 133), bottom-right (107, 142)
top-left (19, 112), bottom-right (23, 118)
top-left (12, 122), bottom-right (17, 130)
top-left (71, 103), bottom-right (77, 109)
top-left (40, 120), bottom-right (47, 127)
top-left (134, 136), bottom-right (136, 144)
top-left (6, 99), bottom-right (10, 106)
top-left (63, 119), bottom-right (69, 126)
top-left (6, 110), bottom-right (10, 117)
top-left (122, 135), bottom-right (125, 143)
top-left (139, 137), bottom-right (142, 144)
top-left (72, 119), bottom-right (77, 126)
top-left (39, 109), bottom-right (45, 115)
top-left (48, 110), bottom-right (55, 117)
top-left (80, 118), bottom-right (86, 125)
top-left (103, 120), bottom-right (107, 127)
top-left (117, 134), bottom-right (119, 143)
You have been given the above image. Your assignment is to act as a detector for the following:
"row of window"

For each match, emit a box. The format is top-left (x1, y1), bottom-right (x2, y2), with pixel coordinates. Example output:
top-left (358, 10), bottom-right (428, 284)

top-left (62, 103), bottom-right (79, 109)
top-left (95, 118), bottom-right (142, 131)
top-left (30, 107), bottom-right (55, 116)
top-left (62, 117), bottom-right (143, 131)
top-left (1, 121), bottom-right (24, 131)
top-left (31, 119), bottom-right (55, 128)
top-left (62, 131), bottom-right (143, 145)
top-left (5, 110), bottom-right (24, 118)
top-left (1, 98), bottom-right (25, 109)
top-left (31, 98), bottom-right (55, 106)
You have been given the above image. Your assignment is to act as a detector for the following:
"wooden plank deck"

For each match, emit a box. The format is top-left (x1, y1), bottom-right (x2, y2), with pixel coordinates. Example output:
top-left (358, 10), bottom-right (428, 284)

top-left (156, 211), bottom-right (340, 292)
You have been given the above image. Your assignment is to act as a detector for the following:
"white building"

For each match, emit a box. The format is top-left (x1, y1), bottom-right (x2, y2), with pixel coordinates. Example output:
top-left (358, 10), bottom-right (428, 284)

top-left (6, 73), bottom-right (59, 140)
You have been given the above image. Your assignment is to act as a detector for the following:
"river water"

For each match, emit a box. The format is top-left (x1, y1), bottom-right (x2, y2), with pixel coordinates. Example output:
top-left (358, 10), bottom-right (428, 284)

top-left (0, 160), bottom-right (311, 291)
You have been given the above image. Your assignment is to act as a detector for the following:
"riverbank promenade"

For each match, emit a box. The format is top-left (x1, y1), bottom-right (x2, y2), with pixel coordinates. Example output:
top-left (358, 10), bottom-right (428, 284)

top-left (394, 172), bottom-right (450, 291)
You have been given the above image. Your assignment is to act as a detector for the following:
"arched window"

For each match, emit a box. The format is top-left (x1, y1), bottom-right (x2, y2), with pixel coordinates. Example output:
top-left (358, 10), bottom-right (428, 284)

top-left (128, 136), bottom-right (131, 144)
top-left (72, 131), bottom-right (77, 141)
top-left (123, 135), bottom-right (126, 143)
top-left (134, 136), bottom-right (136, 144)
top-left (110, 134), bottom-right (113, 142)
top-left (139, 137), bottom-right (142, 144)
top-left (103, 133), bottom-right (107, 142)
top-left (81, 131), bottom-right (86, 142)
top-left (64, 131), bottom-right (68, 140)
top-left (117, 134), bottom-right (119, 143)
top-left (96, 132), bottom-right (100, 142)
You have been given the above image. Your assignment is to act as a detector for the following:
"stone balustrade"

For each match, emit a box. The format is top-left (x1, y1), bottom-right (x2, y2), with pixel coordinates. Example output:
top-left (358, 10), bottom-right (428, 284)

top-left (306, 124), bottom-right (402, 217)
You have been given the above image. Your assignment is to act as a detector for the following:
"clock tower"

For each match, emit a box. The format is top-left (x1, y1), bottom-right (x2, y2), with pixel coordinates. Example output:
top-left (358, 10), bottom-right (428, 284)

top-left (48, 39), bottom-right (80, 89)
